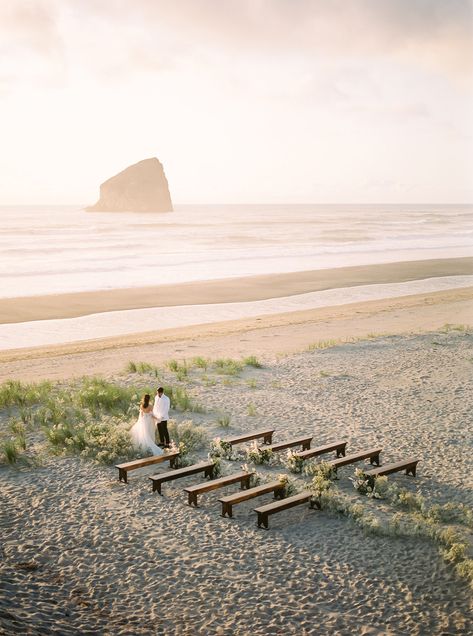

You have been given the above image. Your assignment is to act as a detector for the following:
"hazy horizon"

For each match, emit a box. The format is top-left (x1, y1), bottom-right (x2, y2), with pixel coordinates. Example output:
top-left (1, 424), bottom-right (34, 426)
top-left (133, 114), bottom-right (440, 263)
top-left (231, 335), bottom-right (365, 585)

top-left (1, 0), bottom-right (472, 205)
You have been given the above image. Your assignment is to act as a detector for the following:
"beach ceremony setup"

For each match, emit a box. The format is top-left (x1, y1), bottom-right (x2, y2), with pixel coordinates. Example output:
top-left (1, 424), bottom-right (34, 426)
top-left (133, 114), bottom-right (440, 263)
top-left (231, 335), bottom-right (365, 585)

top-left (1, 1), bottom-right (472, 635)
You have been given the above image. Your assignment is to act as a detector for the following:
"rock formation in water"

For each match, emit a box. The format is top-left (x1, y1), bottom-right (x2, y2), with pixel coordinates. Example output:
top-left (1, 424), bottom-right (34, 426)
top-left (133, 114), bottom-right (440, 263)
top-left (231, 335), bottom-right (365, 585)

top-left (87, 157), bottom-right (173, 212)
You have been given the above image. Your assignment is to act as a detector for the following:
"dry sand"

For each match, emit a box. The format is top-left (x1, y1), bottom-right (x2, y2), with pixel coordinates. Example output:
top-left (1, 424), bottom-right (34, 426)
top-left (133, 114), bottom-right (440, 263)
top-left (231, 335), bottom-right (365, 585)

top-left (1, 264), bottom-right (472, 635)
top-left (0, 285), bottom-right (471, 383)
top-left (1, 329), bottom-right (472, 635)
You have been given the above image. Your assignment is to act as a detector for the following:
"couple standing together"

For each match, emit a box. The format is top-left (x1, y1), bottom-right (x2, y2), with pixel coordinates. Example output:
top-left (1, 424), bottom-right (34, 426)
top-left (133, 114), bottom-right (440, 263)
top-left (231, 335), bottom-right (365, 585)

top-left (130, 387), bottom-right (170, 456)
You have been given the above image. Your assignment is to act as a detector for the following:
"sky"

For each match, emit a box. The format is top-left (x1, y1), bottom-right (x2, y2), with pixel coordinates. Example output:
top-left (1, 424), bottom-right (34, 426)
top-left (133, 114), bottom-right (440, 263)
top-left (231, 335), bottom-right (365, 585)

top-left (0, 0), bottom-right (472, 205)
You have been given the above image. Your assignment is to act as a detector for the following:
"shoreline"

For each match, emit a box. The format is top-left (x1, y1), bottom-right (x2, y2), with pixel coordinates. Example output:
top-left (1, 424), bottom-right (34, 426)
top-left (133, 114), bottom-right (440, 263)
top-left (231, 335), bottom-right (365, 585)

top-left (0, 286), bottom-right (471, 381)
top-left (1, 256), bottom-right (472, 324)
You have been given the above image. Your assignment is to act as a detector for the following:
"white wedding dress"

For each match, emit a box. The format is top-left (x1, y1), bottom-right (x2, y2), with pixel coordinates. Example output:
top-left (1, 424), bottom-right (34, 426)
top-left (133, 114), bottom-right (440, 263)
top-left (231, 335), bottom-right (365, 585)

top-left (129, 409), bottom-right (163, 456)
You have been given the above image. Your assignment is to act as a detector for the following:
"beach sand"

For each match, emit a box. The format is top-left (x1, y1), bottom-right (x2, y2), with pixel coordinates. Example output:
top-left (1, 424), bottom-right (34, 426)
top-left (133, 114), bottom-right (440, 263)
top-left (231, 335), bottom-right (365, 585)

top-left (0, 285), bottom-right (471, 383)
top-left (1, 262), bottom-right (472, 635)
top-left (1, 328), bottom-right (472, 635)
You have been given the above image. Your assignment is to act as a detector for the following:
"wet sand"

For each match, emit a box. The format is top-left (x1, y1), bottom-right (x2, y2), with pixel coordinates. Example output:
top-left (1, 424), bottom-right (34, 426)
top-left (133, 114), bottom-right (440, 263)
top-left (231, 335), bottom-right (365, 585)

top-left (1, 257), bottom-right (472, 324)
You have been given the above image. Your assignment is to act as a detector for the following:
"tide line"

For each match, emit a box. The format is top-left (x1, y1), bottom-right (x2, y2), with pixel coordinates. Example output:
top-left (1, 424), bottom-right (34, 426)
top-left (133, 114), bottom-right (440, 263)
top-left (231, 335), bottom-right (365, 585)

top-left (0, 275), bottom-right (472, 351)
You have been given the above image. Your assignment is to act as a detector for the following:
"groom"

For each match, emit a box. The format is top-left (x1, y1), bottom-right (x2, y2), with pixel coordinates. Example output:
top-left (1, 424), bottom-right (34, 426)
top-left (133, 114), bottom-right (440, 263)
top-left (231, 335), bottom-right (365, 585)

top-left (153, 387), bottom-right (170, 448)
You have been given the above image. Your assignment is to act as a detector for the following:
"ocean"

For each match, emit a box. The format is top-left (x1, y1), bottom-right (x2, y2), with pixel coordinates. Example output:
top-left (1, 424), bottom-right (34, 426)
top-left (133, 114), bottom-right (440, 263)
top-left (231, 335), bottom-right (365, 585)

top-left (1, 204), bottom-right (472, 349)
top-left (1, 204), bottom-right (472, 299)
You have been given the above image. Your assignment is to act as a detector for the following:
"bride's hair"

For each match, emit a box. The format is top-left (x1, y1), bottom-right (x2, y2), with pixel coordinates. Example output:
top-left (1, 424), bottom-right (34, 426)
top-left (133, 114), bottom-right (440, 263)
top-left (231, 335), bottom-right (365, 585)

top-left (141, 394), bottom-right (150, 409)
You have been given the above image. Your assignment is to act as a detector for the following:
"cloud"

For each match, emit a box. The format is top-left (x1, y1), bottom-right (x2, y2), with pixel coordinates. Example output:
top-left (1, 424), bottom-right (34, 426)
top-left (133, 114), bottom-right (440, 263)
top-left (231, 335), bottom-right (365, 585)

top-left (91, 0), bottom-right (473, 79)
top-left (0, 1), bottom-right (65, 90)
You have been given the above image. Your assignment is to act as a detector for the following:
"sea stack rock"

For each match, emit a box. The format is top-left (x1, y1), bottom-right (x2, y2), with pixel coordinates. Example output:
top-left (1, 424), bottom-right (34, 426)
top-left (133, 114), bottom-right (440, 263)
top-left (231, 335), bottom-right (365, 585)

top-left (87, 157), bottom-right (173, 212)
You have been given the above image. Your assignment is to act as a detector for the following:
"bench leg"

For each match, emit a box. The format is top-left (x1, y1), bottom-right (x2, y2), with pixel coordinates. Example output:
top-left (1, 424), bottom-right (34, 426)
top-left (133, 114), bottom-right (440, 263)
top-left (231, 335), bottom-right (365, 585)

top-left (370, 453), bottom-right (381, 466)
top-left (337, 445), bottom-right (346, 458)
top-left (188, 492), bottom-right (198, 507)
top-left (170, 456), bottom-right (178, 469)
top-left (407, 464), bottom-right (417, 477)
top-left (206, 466), bottom-right (215, 479)
top-left (118, 468), bottom-right (127, 483)
top-left (310, 497), bottom-right (321, 510)
top-left (257, 512), bottom-right (269, 529)
top-left (302, 441), bottom-right (311, 451)
top-left (221, 503), bottom-right (233, 518)
top-left (241, 475), bottom-right (251, 489)
top-left (152, 481), bottom-right (162, 495)
top-left (263, 433), bottom-right (273, 445)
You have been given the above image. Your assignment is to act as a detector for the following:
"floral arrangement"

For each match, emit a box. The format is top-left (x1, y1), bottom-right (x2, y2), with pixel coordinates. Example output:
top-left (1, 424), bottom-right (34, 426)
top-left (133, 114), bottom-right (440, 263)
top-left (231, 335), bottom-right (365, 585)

top-left (240, 463), bottom-right (261, 487)
top-left (351, 468), bottom-right (389, 499)
top-left (245, 441), bottom-right (274, 465)
top-left (283, 450), bottom-right (305, 474)
top-left (308, 461), bottom-right (336, 497)
top-left (277, 473), bottom-right (301, 497)
top-left (209, 437), bottom-right (241, 461)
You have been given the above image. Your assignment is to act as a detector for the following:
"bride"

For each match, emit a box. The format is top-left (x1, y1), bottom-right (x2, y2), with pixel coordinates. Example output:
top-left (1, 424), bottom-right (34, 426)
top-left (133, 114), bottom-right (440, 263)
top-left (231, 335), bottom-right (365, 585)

top-left (129, 394), bottom-right (163, 456)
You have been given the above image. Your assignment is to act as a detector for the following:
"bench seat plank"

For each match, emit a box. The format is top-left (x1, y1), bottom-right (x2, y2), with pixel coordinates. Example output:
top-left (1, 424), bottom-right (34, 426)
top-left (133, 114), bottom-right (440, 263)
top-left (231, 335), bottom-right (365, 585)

top-left (262, 436), bottom-right (312, 453)
top-left (295, 440), bottom-right (347, 461)
top-left (183, 471), bottom-right (254, 506)
top-left (329, 447), bottom-right (382, 472)
top-left (365, 458), bottom-right (419, 482)
top-left (254, 491), bottom-right (315, 529)
top-left (149, 461), bottom-right (215, 495)
top-left (116, 452), bottom-right (180, 483)
top-left (218, 481), bottom-right (285, 518)
top-left (224, 428), bottom-right (275, 446)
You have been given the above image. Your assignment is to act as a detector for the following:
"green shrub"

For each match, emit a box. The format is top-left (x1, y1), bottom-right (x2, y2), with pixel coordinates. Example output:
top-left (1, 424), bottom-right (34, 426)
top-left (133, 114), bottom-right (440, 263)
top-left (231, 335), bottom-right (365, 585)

top-left (456, 559), bottom-right (473, 588)
top-left (74, 378), bottom-right (140, 416)
top-left (426, 503), bottom-right (473, 528)
top-left (0, 379), bottom-right (53, 409)
top-left (167, 420), bottom-right (207, 455)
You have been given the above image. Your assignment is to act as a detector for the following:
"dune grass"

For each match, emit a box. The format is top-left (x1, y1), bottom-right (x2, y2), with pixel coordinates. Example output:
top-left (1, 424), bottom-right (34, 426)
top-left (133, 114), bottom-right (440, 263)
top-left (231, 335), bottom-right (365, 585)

top-left (243, 355), bottom-right (263, 368)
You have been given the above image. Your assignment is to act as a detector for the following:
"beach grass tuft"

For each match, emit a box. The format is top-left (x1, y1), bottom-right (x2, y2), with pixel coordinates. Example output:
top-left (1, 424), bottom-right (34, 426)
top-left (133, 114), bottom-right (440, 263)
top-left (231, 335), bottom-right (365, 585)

top-left (217, 413), bottom-right (231, 428)
top-left (214, 358), bottom-right (243, 376)
top-left (1, 439), bottom-right (20, 464)
top-left (243, 356), bottom-right (263, 368)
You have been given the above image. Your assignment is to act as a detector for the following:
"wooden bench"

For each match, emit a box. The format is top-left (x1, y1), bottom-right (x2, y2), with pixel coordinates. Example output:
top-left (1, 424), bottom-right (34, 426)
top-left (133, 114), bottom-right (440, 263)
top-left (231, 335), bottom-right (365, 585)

top-left (149, 461), bottom-right (215, 495)
top-left (365, 458), bottom-right (420, 484)
top-left (116, 452), bottom-right (180, 483)
top-left (219, 481), bottom-right (285, 518)
top-left (254, 491), bottom-right (316, 529)
top-left (329, 447), bottom-right (382, 473)
top-left (295, 440), bottom-right (347, 462)
top-left (183, 471), bottom-right (254, 507)
top-left (262, 436), bottom-right (312, 453)
top-left (224, 428), bottom-right (275, 446)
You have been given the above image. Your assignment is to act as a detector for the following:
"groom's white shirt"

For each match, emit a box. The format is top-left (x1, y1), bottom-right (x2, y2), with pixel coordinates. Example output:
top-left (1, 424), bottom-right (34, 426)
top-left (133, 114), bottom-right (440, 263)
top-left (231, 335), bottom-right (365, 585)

top-left (153, 393), bottom-right (170, 421)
